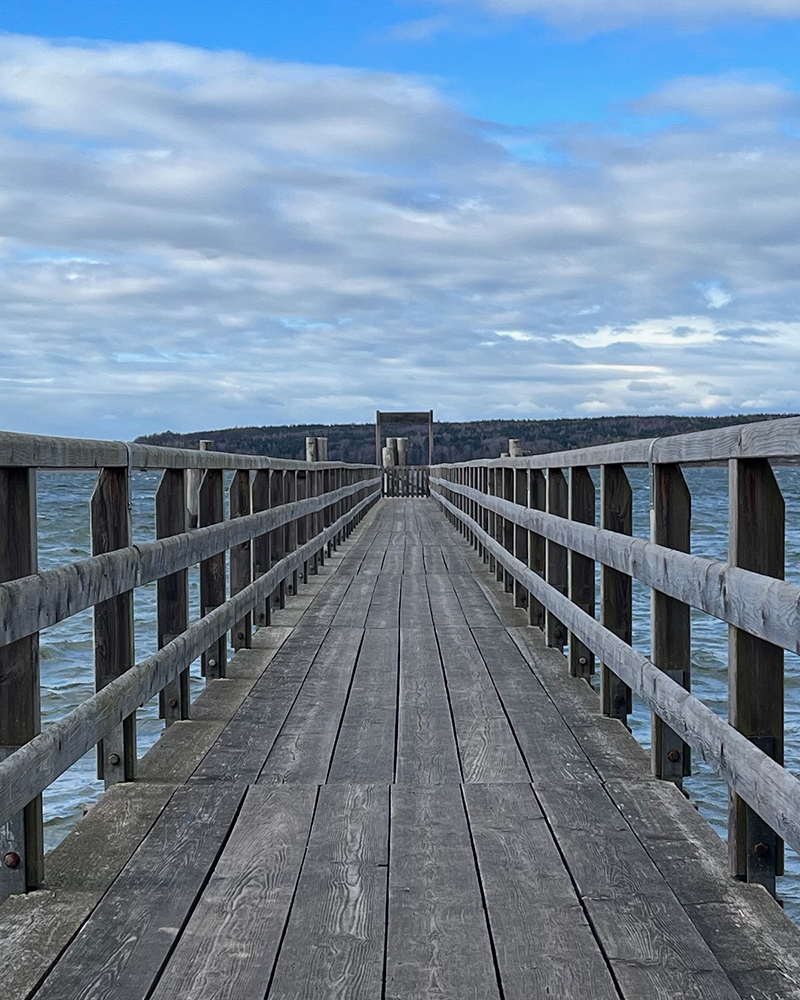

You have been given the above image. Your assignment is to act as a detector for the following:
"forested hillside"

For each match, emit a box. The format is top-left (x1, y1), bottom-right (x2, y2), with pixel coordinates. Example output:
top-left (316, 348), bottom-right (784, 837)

top-left (136, 413), bottom-right (793, 464)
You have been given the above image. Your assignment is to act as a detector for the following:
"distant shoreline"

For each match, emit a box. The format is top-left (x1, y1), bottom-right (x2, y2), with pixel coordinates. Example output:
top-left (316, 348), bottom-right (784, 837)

top-left (136, 412), bottom-right (797, 465)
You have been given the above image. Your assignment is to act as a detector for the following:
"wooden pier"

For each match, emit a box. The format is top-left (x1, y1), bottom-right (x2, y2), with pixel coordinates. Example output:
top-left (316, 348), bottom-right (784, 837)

top-left (3, 420), bottom-right (800, 998)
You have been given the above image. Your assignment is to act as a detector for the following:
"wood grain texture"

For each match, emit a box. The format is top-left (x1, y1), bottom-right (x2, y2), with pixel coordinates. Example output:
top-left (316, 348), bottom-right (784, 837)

top-left (267, 784), bottom-right (389, 1000)
top-left (149, 784), bottom-right (317, 1000)
top-left (258, 627), bottom-right (363, 784)
top-left (396, 627), bottom-right (461, 784)
top-left (34, 783), bottom-right (244, 1000)
top-left (328, 628), bottom-right (399, 784)
top-left (464, 782), bottom-right (619, 1000)
top-left (600, 464), bottom-right (632, 721)
top-left (437, 627), bottom-right (528, 784)
top-left (199, 468), bottom-right (227, 679)
top-left (386, 784), bottom-right (501, 1000)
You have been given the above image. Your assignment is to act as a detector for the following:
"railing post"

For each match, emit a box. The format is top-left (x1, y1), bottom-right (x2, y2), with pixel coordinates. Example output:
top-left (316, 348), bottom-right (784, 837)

top-left (568, 467), bottom-right (595, 679)
top-left (729, 458), bottom-right (784, 893)
top-left (252, 469), bottom-right (271, 627)
top-left (199, 468), bottom-right (227, 678)
top-left (487, 469), bottom-right (496, 574)
top-left (230, 470), bottom-right (253, 648)
top-left (651, 463), bottom-right (691, 784)
top-left (514, 468), bottom-right (528, 608)
top-left (186, 440), bottom-right (213, 527)
top-left (528, 470), bottom-right (546, 629)
top-left (91, 467), bottom-right (136, 786)
top-left (0, 467), bottom-right (43, 897)
top-left (285, 471), bottom-right (299, 593)
top-left (270, 470), bottom-right (286, 609)
top-left (156, 469), bottom-right (190, 725)
top-left (600, 464), bottom-right (632, 723)
top-left (297, 470), bottom-right (309, 584)
top-left (545, 468), bottom-right (568, 651)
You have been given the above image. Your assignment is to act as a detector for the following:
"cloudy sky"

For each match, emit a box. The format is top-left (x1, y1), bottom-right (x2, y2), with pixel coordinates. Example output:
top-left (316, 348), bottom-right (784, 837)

top-left (2, 2), bottom-right (800, 438)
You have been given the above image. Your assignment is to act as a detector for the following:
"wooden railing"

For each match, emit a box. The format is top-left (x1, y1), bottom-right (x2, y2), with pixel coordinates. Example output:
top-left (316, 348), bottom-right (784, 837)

top-left (0, 431), bottom-right (380, 900)
top-left (382, 465), bottom-right (430, 497)
top-left (430, 415), bottom-right (800, 896)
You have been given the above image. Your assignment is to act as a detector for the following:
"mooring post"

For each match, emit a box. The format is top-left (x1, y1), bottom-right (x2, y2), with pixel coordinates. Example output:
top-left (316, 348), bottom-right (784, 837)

top-left (729, 457), bottom-right (784, 893)
top-left (545, 467), bottom-right (568, 651)
top-left (600, 464), bottom-right (632, 723)
top-left (568, 467), bottom-right (596, 680)
top-left (199, 464), bottom-right (227, 679)
top-left (156, 469), bottom-right (190, 725)
top-left (91, 466), bottom-right (136, 786)
top-left (651, 463), bottom-right (691, 784)
top-left (0, 466), bottom-right (44, 898)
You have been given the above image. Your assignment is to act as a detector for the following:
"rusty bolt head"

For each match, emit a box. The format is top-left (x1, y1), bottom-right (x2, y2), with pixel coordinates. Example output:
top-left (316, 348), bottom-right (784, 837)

top-left (752, 841), bottom-right (770, 858)
top-left (667, 749), bottom-right (680, 763)
top-left (2, 851), bottom-right (21, 869)
top-left (108, 752), bottom-right (121, 766)
top-left (169, 697), bottom-right (178, 709)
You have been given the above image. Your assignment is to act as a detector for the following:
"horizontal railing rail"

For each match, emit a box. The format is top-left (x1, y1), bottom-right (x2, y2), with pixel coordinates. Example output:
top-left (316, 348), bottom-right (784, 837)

top-left (0, 429), bottom-right (380, 901)
top-left (0, 489), bottom-right (380, 832)
top-left (430, 413), bottom-right (800, 898)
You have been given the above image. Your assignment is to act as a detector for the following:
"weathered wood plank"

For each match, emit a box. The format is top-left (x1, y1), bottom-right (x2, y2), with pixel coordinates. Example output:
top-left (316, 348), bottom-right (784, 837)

top-left (425, 573), bottom-right (467, 628)
top-left (364, 575), bottom-right (401, 628)
top-left (437, 627), bottom-right (528, 784)
top-left (91, 467), bottom-right (136, 786)
top-left (156, 468), bottom-right (189, 725)
top-left (267, 784), bottom-right (389, 1000)
top-left (568, 466), bottom-right (595, 679)
top-left (600, 464), bottom-right (632, 722)
top-left (34, 783), bottom-right (244, 1000)
top-left (396, 627), bottom-right (460, 784)
top-left (399, 573), bottom-right (433, 628)
top-left (464, 782), bottom-right (619, 1000)
top-left (328, 628), bottom-right (399, 784)
top-left (545, 468), bottom-right (568, 650)
top-left (149, 784), bottom-right (317, 1000)
top-left (385, 784), bottom-right (501, 1000)
top-left (331, 575), bottom-right (378, 628)
top-left (258, 628), bottom-right (363, 784)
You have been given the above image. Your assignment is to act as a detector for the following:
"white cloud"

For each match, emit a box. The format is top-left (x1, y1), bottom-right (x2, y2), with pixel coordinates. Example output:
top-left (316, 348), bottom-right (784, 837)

top-left (436, 0), bottom-right (800, 30)
top-left (0, 39), bottom-right (798, 437)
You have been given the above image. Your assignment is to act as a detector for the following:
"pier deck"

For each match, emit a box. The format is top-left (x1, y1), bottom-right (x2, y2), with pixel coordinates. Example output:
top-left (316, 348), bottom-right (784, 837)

top-left (5, 499), bottom-right (800, 1000)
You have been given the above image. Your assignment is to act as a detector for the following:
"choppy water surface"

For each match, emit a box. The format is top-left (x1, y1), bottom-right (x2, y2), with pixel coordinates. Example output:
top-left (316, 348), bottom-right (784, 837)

top-left (35, 468), bottom-right (800, 919)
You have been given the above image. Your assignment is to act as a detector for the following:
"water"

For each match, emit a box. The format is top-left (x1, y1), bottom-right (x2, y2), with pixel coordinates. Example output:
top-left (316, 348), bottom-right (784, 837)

top-left (31, 467), bottom-right (800, 919)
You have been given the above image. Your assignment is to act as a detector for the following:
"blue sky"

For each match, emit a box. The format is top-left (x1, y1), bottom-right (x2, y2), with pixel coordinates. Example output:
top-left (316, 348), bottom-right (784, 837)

top-left (2, 1), bottom-right (800, 436)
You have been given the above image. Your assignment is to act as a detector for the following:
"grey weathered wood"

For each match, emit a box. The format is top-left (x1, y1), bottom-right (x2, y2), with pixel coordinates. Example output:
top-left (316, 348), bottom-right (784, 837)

top-left (470, 626), bottom-right (596, 784)
top-left (545, 468), bottom-right (568, 650)
top-left (430, 474), bottom-right (800, 656)
top-left (0, 430), bottom-right (378, 471)
top-left (527, 468), bottom-right (546, 629)
top-left (430, 488), bottom-right (800, 857)
top-left (156, 469), bottom-right (189, 725)
top-left (728, 457), bottom-right (784, 889)
top-left (258, 628), bottom-right (363, 784)
top-left (425, 574), bottom-right (467, 628)
top-left (268, 783), bottom-right (389, 1000)
top-left (600, 465), bottom-right (632, 722)
top-left (400, 573), bottom-right (433, 628)
top-left (513, 468), bottom-right (528, 608)
top-left (396, 627), bottom-right (461, 784)
top-left (331, 575), bottom-right (377, 628)
top-left (329, 629), bottom-right (399, 783)
top-left (0, 476), bottom-right (379, 649)
top-left (386, 783), bottom-right (501, 1000)
top-left (364, 575), bottom-right (400, 628)
top-left (199, 469), bottom-right (227, 680)
top-left (438, 627), bottom-right (528, 783)
top-left (0, 467), bottom-right (42, 896)
top-left (230, 470), bottom-right (253, 650)
top-left (0, 489), bottom-right (381, 826)
top-left (285, 471), bottom-right (299, 594)
top-left (34, 783), bottom-right (244, 1000)
top-left (252, 468), bottom-right (272, 626)
top-left (464, 782), bottom-right (619, 999)
top-left (91, 467), bottom-right (136, 786)
top-left (148, 784), bottom-right (316, 1000)
top-left (652, 463), bottom-right (691, 783)
top-left (568, 467), bottom-right (595, 679)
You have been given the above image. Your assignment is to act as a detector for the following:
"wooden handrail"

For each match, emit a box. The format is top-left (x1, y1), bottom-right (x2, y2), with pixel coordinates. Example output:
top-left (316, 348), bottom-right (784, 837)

top-left (0, 488), bottom-right (381, 830)
top-left (431, 486), bottom-right (800, 860)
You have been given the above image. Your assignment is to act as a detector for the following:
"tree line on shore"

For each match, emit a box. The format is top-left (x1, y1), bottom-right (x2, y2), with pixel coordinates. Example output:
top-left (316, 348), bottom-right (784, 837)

top-left (136, 413), bottom-right (793, 464)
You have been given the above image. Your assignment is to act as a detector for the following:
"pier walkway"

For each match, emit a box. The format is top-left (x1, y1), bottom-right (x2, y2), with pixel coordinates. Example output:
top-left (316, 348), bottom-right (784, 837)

top-left (6, 497), bottom-right (800, 1000)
